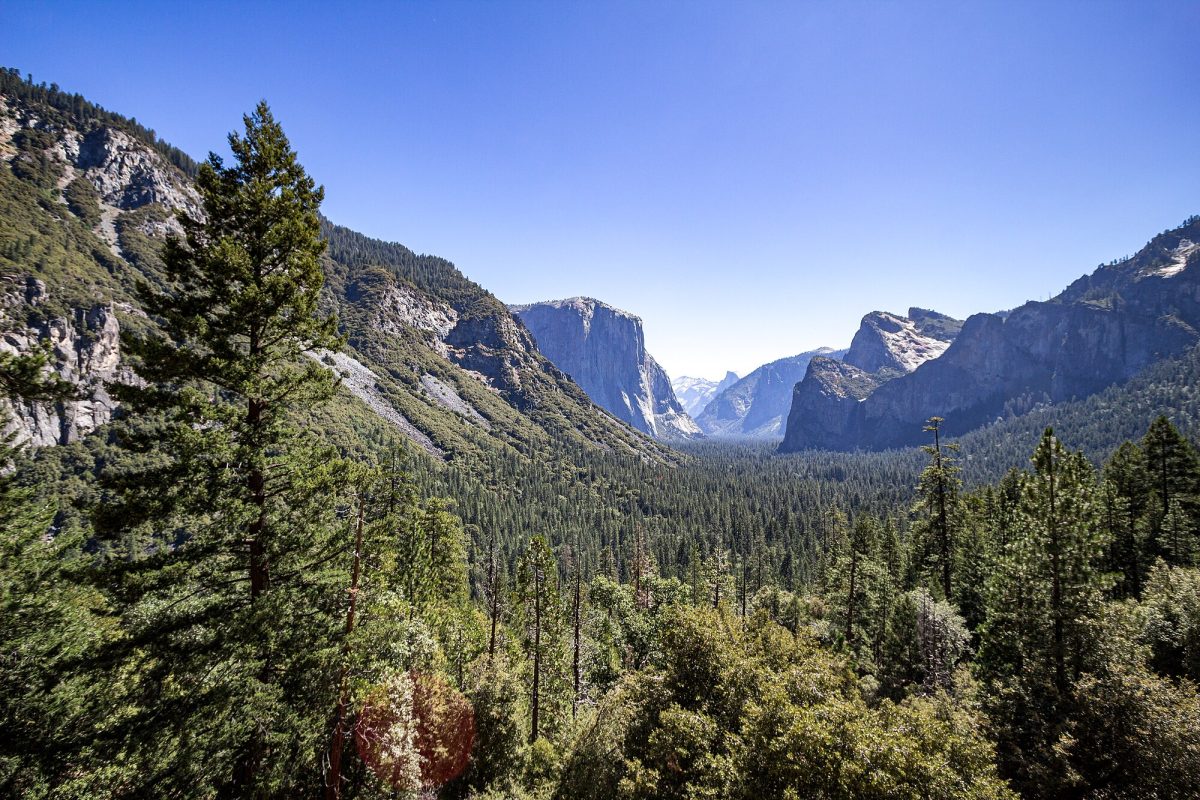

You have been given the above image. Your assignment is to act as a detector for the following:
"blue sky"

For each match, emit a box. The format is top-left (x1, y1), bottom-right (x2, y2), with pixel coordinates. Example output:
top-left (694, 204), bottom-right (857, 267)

top-left (4, 1), bottom-right (1198, 379)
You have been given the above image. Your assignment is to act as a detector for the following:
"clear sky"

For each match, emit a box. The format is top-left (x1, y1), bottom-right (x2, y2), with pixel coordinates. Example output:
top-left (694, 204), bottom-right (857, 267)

top-left (4, 1), bottom-right (1198, 379)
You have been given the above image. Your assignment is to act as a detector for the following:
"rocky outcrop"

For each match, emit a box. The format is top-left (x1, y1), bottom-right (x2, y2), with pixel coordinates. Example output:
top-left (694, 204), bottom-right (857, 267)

top-left (696, 348), bottom-right (845, 438)
top-left (442, 303), bottom-right (536, 399)
top-left (348, 271), bottom-right (460, 357)
top-left (0, 98), bottom-right (198, 219)
top-left (781, 217), bottom-right (1200, 452)
top-left (511, 297), bottom-right (700, 440)
top-left (672, 371), bottom-right (739, 417)
top-left (345, 267), bottom-right (532, 406)
top-left (1, 278), bottom-right (127, 446)
top-left (843, 308), bottom-right (961, 375)
top-left (71, 127), bottom-right (200, 216)
top-left (1, 92), bottom-right (201, 261)
top-left (781, 358), bottom-right (887, 451)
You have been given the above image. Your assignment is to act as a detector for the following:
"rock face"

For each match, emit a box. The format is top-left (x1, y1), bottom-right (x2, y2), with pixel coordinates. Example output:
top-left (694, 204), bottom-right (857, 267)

top-left (843, 308), bottom-right (962, 374)
top-left (781, 217), bottom-right (1200, 452)
top-left (1, 279), bottom-right (127, 446)
top-left (511, 297), bottom-right (700, 440)
top-left (71, 127), bottom-right (201, 216)
top-left (0, 86), bottom-right (672, 463)
top-left (696, 348), bottom-right (846, 438)
top-left (781, 358), bottom-right (887, 451)
top-left (672, 371), bottom-right (739, 417)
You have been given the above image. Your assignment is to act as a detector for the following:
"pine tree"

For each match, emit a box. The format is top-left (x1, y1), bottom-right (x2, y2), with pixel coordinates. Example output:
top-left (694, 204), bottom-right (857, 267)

top-left (1101, 441), bottom-right (1151, 598)
top-left (827, 514), bottom-right (887, 662)
top-left (976, 429), bottom-right (1112, 793)
top-left (95, 103), bottom-right (354, 796)
top-left (0, 350), bottom-right (108, 794)
top-left (954, 496), bottom-right (992, 629)
top-left (915, 416), bottom-right (962, 600)
top-left (1141, 416), bottom-right (1200, 563)
top-left (515, 534), bottom-right (567, 744)
top-left (485, 525), bottom-right (505, 659)
top-left (568, 541), bottom-right (585, 718)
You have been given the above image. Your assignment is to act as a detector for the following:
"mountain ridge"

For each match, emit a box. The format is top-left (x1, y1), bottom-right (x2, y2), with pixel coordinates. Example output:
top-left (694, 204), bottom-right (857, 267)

top-left (672, 370), bottom-right (739, 417)
top-left (781, 216), bottom-right (1200, 452)
top-left (696, 347), bottom-right (847, 438)
top-left (0, 73), bottom-right (672, 464)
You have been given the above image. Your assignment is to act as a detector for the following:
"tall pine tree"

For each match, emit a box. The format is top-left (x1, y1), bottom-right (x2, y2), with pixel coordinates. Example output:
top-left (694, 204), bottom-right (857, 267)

top-left (976, 429), bottom-right (1111, 793)
top-left (96, 102), bottom-right (353, 797)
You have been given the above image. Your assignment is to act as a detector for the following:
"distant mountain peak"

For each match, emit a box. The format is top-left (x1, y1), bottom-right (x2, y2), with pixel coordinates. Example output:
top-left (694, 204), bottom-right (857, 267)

top-left (695, 348), bottom-right (846, 438)
top-left (672, 371), bottom-right (740, 418)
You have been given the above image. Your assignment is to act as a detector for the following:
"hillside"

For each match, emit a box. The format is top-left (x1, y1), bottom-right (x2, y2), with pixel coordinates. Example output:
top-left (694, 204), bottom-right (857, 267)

top-left (0, 70), bottom-right (670, 466)
top-left (781, 217), bottom-right (1200, 452)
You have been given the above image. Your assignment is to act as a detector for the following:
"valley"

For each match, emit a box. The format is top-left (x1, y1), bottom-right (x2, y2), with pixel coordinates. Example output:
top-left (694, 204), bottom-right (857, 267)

top-left (2, 56), bottom-right (1199, 800)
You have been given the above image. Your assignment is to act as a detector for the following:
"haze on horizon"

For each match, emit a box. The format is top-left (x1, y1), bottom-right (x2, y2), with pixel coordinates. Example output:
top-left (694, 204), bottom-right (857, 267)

top-left (4, 0), bottom-right (1198, 380)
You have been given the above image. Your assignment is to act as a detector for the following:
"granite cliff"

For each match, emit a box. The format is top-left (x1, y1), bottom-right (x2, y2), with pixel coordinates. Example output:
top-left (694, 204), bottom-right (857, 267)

top-left (781, 217), bottom-right (1200, 452)
top-left (0, 277), bottom-right (129, 446)
top-left (696, 347), bottom-right (846, 438)
top-left (843, 308), bottom-right (962, 375)
top-left (511, 297), bottom-right (700, 440)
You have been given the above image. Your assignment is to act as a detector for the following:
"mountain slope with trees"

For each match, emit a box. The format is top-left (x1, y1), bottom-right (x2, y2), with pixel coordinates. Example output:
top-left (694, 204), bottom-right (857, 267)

top-left (782, 220), bottom-right (1200, 452)
top-left (0, 67), bottom-right (669, 469)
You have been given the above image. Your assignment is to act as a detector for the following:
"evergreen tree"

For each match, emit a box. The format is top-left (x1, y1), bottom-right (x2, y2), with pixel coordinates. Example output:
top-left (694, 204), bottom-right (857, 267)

top-left (976, 428), bottom-right (1112, 793)
top-left (94, 103), bottom-right (354, 796)
top-left (914, 416), bottom-right (962, 599)
top-left (0, 349), bottom-right (106, 795)
top-left (826, 514), bottom-right (888, 664)
top-left (1141, 415), bottom-right (1200, 563)
top-left (515, 534), bottom-right (568, 744)
top-left (1100, 442), bottom-right (1153, 595)
top-left (954, 495), bottom-right (992, 628)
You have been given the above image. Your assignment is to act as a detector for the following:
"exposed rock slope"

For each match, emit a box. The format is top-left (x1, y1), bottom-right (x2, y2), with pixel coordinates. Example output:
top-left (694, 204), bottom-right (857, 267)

top-left (511, 297), bottom-right (700, 440)
top-left (696, 348), bottom-right (846, 438)
top-left (843, 308), bottom-right (962, 375)
top-left (1, 278), bottom-right (129, 445)
top-left (781, 217), bottom-right (1200, 452)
